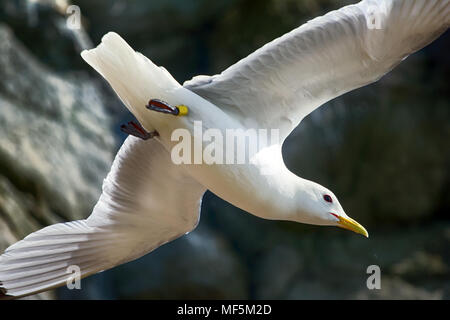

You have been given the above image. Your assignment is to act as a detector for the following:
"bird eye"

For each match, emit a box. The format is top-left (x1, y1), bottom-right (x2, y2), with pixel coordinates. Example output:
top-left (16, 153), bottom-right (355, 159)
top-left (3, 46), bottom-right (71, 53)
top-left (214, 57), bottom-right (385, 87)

top-left (323, 194), bottom-right (333, 203)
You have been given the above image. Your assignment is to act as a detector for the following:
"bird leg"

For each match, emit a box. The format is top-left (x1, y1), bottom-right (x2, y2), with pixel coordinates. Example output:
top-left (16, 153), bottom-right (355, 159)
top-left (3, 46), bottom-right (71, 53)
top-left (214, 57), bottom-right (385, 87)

top-left (120, 121), bottom-right (158, 140)
top-left (121, 98), bottom-right (188, 140)
top-left (146, 99), bottom-right (189, 116)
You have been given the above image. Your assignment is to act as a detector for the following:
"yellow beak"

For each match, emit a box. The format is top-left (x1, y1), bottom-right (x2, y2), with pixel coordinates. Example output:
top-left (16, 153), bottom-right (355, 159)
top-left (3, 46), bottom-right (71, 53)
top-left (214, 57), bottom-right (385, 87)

top-left (334, 214), bottom-right (369, 238)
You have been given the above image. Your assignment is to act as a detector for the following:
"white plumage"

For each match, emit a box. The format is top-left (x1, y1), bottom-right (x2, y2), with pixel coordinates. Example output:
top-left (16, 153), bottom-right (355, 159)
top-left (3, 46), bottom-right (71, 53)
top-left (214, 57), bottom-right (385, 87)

top-left (185, 0), bottom-right (449, 139)
top-left (1, 0), bottom-right (448, 299)
top-left (0, 138), bottom-right (205, 297)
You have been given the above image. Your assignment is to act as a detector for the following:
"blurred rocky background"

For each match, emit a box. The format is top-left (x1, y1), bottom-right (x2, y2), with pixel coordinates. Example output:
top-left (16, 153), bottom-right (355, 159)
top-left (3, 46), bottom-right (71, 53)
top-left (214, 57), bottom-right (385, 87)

top-left (0, 0), bottom-right (448, 299)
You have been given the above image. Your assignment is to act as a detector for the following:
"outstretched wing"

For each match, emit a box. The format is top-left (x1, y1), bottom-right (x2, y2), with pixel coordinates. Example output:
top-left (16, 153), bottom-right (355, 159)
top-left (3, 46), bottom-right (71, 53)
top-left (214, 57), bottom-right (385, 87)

top-left (0, 137), bottom-right (205, 299)
top-left (185, 0), bottom-right (449, 140)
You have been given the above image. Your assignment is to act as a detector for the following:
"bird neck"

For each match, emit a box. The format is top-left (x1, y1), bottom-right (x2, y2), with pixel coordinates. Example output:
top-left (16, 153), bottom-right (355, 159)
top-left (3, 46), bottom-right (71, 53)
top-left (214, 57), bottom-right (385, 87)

top-left (241, 153), bottom-right (309, 221)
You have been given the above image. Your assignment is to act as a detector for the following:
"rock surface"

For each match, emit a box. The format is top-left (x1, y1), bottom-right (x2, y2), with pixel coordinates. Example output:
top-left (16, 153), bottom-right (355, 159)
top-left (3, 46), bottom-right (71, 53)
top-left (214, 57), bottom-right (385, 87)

top-left (0, 23), bottom-right (117, 298)
top-left (0, 23), bottom-right (116, 231)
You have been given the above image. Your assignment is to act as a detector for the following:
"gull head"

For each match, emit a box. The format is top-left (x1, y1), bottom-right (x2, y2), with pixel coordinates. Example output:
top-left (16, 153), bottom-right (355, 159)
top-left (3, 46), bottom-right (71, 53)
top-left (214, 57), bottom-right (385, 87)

top-left (293, 181), bottom-right (368, 238)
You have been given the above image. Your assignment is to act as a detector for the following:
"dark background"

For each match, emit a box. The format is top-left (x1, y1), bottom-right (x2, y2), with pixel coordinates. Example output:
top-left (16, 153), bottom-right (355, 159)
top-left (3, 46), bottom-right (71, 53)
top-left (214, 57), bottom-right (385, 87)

top-left (0, 0), bottom-right (448, 299)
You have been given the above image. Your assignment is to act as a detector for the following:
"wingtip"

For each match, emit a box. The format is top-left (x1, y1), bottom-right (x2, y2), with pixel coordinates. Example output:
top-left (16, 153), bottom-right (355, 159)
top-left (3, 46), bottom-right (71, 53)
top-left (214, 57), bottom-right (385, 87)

top-left (100, 31), bottom-right (130, 51)
top-left (80, 32), bottom-right (119, 55)
top-left (101, 31), bottom-right (121, 42)
top-left (80, 31), bottom-right (132, 63)
top-left (80, 46), bottom-right (94, 62)
top-left (0, 283), bottom-right (14, 300)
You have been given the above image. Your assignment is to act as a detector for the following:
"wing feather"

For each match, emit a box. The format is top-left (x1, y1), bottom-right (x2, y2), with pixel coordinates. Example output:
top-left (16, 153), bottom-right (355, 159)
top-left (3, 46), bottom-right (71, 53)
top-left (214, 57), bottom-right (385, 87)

top-left (185, 0), bottom-right (449, 140)
top-left (0, 137), bottom-right (205, 298)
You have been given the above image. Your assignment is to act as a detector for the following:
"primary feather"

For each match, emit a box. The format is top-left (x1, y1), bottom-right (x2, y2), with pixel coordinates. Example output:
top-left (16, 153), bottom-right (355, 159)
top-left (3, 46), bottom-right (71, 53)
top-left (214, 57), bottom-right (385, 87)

top-left (0, 138), bottom-right (205, 298)
top-left (185, 0), bottom-right (449, 140)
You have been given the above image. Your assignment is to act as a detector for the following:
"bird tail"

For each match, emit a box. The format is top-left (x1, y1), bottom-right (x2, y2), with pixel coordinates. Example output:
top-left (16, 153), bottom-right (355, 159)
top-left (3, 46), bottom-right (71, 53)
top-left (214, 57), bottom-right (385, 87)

top-left (0, 220), bottom-right (128, 299)
top-left (81, 32), bottom-right (181, 130)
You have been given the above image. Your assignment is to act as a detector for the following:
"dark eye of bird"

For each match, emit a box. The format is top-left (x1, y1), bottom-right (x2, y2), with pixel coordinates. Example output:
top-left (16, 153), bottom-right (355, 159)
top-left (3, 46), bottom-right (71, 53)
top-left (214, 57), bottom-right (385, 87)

top-left (323, 194), bottom-right (333, 203)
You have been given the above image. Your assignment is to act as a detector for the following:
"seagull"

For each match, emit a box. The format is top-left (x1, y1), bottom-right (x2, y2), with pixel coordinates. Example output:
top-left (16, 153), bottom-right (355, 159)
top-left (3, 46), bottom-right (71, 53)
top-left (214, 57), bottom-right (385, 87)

top-left (1, 0), bottom-right (448, 299)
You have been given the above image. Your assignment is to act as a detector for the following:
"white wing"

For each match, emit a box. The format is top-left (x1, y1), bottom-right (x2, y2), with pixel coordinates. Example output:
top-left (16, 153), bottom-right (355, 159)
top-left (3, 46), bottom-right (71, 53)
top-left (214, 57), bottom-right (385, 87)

top-left (185, 0), bottom-right (449, 140)
top-left (0, 137), bottom-right (205, 298)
